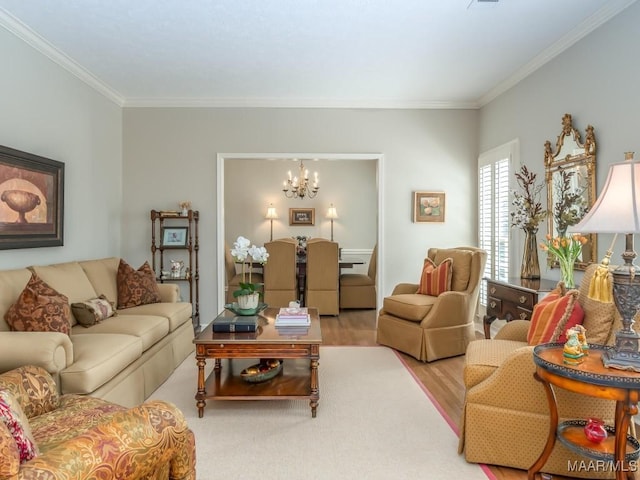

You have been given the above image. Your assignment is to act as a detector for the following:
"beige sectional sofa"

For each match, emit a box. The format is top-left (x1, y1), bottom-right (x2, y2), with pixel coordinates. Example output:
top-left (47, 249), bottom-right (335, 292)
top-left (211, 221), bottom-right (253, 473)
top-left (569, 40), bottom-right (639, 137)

top-left (0, 257), bottom-right (195, 407)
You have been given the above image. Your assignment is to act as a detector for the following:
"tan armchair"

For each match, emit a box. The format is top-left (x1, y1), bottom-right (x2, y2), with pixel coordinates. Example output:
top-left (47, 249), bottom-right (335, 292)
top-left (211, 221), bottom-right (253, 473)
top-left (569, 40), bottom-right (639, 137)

top-left (225, 243), bottom-right (263, 304)
top-left (376, 246), bottom-right (487, 362)
top-left (305, 238), bottom-right (339, 315)
top-left (263, 238), bottom-right (298, 308)
top-left (339, 244), bottom-right (377, 309)
top-left (459, 264), bottom-right (622, 478)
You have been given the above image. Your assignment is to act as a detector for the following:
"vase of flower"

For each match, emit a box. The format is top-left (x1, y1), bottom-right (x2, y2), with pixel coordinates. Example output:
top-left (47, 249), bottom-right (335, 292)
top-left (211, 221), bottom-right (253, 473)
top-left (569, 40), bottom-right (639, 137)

top-left (521, 228), bottom-right (540, 279)
top-left (557, 255), bottom-right (576, 288)
top-left (540, 234), bottom-right (586, 289)
top-left (511, 165), bottom-right (546, 279)
top-left (230, 236), bottom-right (269, 310)
top-left (236, 292), bottom-right (260, 310)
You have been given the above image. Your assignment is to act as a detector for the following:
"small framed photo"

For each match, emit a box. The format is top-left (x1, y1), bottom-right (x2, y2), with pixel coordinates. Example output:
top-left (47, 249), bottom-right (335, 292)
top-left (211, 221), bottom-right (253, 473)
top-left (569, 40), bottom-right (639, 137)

top-left (161, 227), bottom-right (188, 247)
top-left (289, 208), bottom-right (315, 226)
top-left (413, 191), bottom-right (445, 223)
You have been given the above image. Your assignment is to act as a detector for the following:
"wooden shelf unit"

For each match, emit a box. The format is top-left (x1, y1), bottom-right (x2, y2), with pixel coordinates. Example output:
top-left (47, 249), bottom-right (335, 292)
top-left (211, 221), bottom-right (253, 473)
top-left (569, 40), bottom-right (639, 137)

top-left (150, 209), bottom-right (200, 331)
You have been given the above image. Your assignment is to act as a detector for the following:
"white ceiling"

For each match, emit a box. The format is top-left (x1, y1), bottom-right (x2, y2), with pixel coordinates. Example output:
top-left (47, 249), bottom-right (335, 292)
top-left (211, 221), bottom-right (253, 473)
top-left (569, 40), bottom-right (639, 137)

top-left (0, 0), bottom-right (635, 108)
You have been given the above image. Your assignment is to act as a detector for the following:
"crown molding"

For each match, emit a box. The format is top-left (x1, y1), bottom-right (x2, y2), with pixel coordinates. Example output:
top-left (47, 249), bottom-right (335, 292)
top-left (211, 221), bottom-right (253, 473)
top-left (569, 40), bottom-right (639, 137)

top-left (122, 96), bottom-right (479, 109)
top-left (478, 0), bottom-right (637, 107)
top-left (2, 0), bottom-right (635, 110)
top-left (0, 9), bottom-right (125, 106)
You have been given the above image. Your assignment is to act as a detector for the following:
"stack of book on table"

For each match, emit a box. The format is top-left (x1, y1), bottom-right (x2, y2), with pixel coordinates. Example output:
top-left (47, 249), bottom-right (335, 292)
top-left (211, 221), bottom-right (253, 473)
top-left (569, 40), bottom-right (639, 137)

top-left (212, 314), bottom-right (258, 332)
top-left (275, 307), bottom-right (310, 335)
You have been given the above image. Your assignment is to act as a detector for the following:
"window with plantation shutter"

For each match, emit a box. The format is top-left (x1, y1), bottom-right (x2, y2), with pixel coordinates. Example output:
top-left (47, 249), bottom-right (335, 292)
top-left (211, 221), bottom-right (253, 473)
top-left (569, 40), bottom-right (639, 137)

top-left (478, 140), bottom-right (518, 305)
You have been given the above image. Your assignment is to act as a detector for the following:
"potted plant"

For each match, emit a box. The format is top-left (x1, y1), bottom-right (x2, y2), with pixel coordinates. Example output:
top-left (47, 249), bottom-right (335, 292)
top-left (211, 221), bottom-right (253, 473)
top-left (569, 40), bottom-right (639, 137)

top-left (230, 236), bottom-right (269, 309)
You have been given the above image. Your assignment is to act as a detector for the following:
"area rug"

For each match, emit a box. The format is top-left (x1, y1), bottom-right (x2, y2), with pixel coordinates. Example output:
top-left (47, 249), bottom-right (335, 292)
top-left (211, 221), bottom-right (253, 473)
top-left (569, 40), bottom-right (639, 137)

top-left (149, 346), bottom-right (495, 480)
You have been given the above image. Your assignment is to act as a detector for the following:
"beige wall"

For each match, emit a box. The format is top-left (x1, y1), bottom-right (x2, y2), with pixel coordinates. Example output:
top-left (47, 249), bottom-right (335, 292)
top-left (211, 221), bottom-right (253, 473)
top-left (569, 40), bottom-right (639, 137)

top-left (223, 157), bottom-right (377, 247)
top-left (0, 26), bottom-right (122, 269)
top-left (122, 108), bottom-right (479, 322)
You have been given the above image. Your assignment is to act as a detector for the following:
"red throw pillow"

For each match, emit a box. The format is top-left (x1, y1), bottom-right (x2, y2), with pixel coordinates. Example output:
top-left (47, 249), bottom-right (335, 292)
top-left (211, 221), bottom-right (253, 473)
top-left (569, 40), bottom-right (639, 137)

top-left (417, 258), bottom-right (453, 296)
top-left (117, 260), bottom-right (161, 309)
top-left (527, 286), bottom-right (585, 345)
top-left (4, 274), bottom-right (71, 335)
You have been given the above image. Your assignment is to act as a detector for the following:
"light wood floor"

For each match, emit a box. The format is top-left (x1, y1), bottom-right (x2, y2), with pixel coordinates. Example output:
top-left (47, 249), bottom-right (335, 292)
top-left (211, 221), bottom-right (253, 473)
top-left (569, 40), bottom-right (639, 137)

top-left (324, 309), bottom-right (576, 480)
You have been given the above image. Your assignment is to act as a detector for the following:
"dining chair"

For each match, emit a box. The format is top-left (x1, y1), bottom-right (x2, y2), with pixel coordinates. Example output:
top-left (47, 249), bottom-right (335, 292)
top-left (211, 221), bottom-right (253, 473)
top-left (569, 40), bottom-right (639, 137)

top-left (339, 244), bottom-right (377, 309)
top-left (263, 238), bottom-right (298, 308)
top-left (305, 238), bottom-right (339, 315)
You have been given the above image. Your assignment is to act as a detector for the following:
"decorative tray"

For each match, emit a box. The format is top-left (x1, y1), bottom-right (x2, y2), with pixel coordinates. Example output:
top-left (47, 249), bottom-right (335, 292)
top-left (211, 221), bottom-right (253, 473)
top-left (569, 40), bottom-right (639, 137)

top-left (224, 302), bottom-right (268, 316)
top-left (240, 359), bottom-right (283, 383)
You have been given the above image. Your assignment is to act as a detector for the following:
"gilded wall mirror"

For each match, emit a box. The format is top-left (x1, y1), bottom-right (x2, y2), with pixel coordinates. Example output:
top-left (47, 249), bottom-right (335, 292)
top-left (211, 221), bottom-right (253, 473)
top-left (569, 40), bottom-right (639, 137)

top-left (544, 113), bottom-right (597, 270)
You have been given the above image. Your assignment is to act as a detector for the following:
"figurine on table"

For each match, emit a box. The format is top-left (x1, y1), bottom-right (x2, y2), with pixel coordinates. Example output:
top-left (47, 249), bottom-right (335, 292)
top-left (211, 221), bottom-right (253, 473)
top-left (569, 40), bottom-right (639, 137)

top-left (563, 326), bottom-right (587, 366)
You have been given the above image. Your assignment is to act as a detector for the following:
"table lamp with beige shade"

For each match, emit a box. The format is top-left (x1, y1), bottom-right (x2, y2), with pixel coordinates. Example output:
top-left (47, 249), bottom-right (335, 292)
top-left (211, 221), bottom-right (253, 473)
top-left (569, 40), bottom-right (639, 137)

top-left (571, 152), bottom-right (640, 371)
top-left (265, 204), bottom-right (278, 241)
top-left (326, 204), bottom-right (338, 242)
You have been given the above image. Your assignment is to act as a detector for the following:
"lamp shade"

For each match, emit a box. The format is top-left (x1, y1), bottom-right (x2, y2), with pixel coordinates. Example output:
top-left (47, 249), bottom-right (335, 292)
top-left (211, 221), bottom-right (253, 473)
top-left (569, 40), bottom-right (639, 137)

top-left (326, 204), bottom-right (338, 219)
top-left (265, 205), bottom-right (278, 219)
top-left (571, 154), bottom-right (640, 234)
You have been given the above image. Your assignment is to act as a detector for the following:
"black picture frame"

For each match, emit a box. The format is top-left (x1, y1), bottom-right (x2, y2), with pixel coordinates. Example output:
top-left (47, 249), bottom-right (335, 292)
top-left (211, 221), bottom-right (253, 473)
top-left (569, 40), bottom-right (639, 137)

top-left (0, 145), bottom-right (65, 250)
top-left (161, 226), bottom-right (189, 247)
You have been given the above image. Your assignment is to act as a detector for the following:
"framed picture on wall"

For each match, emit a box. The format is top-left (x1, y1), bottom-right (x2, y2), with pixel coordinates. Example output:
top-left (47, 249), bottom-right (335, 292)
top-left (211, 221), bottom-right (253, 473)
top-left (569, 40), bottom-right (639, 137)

top-left (413, 191), bottom-right (445, 223)
top-left (0, 145), bottom-right (65, 250)
top-left (161, 226), bottom-right (188, 247)
top-left (289, 208), bottom-right (315, 226)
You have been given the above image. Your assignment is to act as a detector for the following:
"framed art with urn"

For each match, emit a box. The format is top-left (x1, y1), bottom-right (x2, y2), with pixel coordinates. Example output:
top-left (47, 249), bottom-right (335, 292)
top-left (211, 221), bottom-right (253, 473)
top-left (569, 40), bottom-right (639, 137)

top-left (0, 145), bottom-right (65, 250)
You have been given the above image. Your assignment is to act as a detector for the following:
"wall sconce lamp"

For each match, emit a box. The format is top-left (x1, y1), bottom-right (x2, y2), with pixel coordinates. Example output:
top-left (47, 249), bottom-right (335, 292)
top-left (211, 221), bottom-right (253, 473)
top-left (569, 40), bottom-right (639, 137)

top-left (326, 204), bottom-right (338, 242)
top-left (571, 152), bottom-right (640, 371)
top-left (265, 204), bottom-right (278, 241)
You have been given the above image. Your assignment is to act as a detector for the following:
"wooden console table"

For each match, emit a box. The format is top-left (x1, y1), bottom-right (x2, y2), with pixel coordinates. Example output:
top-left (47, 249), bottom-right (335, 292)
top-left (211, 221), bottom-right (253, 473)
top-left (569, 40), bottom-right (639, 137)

top-left (484, 277), bottom-right (557, 339)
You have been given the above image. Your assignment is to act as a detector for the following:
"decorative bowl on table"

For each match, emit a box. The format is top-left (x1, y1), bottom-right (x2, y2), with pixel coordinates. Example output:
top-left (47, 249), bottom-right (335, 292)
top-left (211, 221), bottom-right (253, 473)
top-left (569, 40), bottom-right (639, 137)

top-left (224, 302), bottom-right (268, 316)
top-left (240, 359), bottom-right (283, 383)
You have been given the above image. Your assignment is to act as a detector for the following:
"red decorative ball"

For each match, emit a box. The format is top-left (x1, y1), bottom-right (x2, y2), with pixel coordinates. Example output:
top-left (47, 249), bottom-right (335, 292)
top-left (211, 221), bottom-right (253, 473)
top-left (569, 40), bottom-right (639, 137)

top-left (584, 418), bottom-right (608, 443)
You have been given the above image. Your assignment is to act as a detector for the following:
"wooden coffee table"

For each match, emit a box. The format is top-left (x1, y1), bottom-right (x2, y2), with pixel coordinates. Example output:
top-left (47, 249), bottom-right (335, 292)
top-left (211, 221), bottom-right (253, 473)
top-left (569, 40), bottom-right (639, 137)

top-left (193, 307), bottom-right (322, 418)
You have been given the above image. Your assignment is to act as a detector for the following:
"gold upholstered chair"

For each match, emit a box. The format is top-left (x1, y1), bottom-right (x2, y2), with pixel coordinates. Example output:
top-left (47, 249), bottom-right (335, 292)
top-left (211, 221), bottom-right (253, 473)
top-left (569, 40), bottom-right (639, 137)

top-left (376, 246), bottom-right (486, 362)
top-left (263, 238), bottom-right (298, 308)
top-left (458, 264), bottom-right (622, 478)
top-left (305, 238), bottom-right (339, 315)
top-left (339, 244), bottom-right (377, 309)
top-left (224, 242), bottom-right (263, 304)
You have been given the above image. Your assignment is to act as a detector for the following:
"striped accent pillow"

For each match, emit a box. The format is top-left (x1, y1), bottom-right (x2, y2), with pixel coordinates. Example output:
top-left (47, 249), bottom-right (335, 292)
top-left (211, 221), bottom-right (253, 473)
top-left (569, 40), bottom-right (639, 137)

top-left (417, 258), bottom-right (452, 296)
top-left (527, 286), bottom-right (585, 345)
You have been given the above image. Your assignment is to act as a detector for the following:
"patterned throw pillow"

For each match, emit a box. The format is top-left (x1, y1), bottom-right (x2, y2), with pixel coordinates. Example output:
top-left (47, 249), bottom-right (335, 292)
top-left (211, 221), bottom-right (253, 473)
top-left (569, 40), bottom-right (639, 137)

top-left (4, 274), bottom-right (71, 335)
top-left (117, 259), bottom-right (162, 309)
top-left (527, 286), bottom-right (585, 345)
top-left (0, 390), bottom-right (38, 463)
top-left (71, 294), bottom-right (117, 327)
top-left (417, 257), bottom-right (453, 296)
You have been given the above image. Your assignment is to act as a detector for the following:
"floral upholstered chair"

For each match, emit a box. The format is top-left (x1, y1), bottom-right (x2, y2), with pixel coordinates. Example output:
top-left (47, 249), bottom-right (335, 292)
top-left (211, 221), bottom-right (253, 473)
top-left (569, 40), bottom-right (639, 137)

top-left (0, 365), bottom-right (195, 479)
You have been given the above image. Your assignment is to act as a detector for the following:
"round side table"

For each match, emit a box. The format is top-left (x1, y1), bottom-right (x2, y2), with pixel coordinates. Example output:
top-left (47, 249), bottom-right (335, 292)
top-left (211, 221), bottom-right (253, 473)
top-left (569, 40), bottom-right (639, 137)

top-left (530, 343), bottom-right (640, 480)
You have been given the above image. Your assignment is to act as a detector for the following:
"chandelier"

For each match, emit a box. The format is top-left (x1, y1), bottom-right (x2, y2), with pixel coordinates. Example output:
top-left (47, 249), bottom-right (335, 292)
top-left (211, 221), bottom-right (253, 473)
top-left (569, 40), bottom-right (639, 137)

top-left (282, 160), bottom-right (319, 199)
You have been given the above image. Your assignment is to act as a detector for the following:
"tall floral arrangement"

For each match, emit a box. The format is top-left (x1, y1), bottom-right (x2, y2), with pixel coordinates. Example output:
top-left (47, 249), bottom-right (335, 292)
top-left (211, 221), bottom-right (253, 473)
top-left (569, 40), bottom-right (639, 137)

top-left (510, 165), bottom-right (547, 232)
top-left (230, 236), bottom-right (269, 298)
top-left (540, 234), bottom-right (587, 288)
